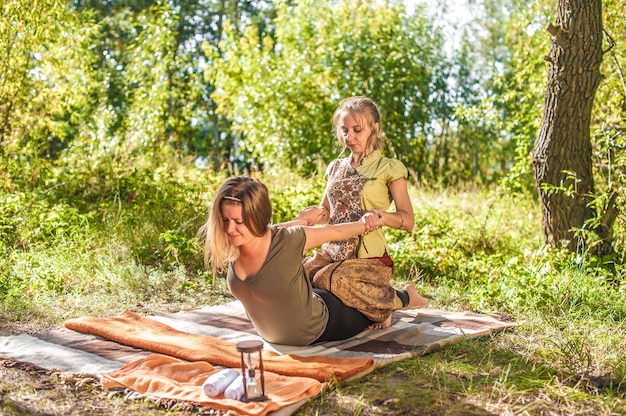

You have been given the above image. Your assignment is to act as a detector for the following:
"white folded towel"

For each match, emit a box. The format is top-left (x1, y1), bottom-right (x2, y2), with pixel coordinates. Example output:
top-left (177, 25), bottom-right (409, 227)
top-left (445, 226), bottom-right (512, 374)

top-left (224, 374), bottom-right (245, 400)
top-left (202, 368), bottom-right (240, 397)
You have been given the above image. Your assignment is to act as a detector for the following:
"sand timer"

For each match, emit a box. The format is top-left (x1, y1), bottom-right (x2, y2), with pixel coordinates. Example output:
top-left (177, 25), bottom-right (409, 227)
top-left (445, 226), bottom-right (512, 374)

top-left (236, 339), bottom-right (267, 401)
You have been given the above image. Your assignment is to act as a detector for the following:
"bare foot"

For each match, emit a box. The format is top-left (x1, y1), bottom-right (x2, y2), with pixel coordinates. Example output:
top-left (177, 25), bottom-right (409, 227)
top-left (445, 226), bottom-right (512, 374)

top-left (368, 315), bottom-right (392, 330)
top-left (405, 284), bottom-right (429, 309)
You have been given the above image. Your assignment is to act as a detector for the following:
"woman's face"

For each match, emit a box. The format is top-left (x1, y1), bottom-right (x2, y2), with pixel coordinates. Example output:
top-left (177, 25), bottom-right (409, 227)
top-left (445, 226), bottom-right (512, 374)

top-left (221, 203), bottom-right (254, 247)
top-left (339, 111), bottom-right (377, 155)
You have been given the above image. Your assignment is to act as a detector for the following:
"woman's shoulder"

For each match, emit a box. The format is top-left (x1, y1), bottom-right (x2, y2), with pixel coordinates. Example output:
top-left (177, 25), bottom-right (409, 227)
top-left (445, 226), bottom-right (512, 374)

top-left (328, 156), bottom-right (351, 168)
top-left (271, 225), bottom-right (306, 256)
top-left (375, 153), bottom-right (407, 179)
top-left (374, 150), bottom-right (403, 165)
top-left (325, 156), bottom-right (351, 177)
top-left (272, 224), bottom-right (305, 242)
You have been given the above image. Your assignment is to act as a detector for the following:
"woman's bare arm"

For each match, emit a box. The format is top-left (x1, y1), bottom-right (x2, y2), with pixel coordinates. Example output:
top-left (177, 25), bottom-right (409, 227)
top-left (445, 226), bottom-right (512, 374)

top-left (302, 211), bottom-right (382, 253)
top-left (386, 178), bottom-right (414, 231)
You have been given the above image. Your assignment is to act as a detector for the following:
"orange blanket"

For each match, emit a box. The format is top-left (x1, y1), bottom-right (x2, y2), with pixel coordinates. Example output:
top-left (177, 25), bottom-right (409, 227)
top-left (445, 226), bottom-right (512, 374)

top-left (102, 353), bottom-right (321, 416)
top-left (65, 311), bottom-right (373, 382)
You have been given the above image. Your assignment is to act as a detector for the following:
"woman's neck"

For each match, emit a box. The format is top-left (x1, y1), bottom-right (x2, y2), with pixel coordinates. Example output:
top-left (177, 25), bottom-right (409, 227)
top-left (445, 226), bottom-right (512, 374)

top-left (239, 228), bottom-right (271, 257)
top-left (234, 228), bottom-right (271, 280)
top-left (351, 148), bottom-right (375, 167)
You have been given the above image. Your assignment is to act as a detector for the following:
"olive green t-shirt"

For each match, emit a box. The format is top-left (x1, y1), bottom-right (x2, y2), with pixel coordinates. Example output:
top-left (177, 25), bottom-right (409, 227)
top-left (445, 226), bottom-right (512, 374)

top-left (227, 226), bottom-right (328, 346)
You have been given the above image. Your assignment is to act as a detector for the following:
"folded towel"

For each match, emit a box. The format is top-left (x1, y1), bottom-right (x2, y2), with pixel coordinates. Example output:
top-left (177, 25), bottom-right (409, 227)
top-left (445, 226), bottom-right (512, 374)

top-left (202, 368), bottom-right (240, 397)
top-left (65, 311), bottom-right (373, 382)
top-left (101, 354), bottom-right (321, 416)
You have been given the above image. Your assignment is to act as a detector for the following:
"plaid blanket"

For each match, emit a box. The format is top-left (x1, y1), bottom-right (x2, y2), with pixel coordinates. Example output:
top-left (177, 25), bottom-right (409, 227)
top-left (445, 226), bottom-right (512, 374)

top-left (1, 300), bottom-right (515, 374)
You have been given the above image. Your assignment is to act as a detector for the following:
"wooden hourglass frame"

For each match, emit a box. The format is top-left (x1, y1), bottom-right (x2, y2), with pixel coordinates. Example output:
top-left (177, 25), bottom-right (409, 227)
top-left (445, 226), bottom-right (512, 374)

top-left (236, 340), bottom-right (267, 402)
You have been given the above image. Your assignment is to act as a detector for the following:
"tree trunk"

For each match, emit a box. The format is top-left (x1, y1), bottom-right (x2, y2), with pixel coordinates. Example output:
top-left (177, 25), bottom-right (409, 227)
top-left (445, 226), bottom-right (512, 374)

top-left (532, 0), bottom-right (603, 252)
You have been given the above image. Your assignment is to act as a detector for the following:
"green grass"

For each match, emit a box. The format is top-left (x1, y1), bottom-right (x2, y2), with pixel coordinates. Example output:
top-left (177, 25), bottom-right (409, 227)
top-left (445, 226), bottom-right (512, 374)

top-left (1, 164), bottom-right (626, 414)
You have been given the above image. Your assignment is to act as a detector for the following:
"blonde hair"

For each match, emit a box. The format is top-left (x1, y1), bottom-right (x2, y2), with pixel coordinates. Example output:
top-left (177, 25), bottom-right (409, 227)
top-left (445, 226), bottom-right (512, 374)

top-left (198, 176), bottom-right (272, 276)
top-left (332, 96), bottom-right (383, 152)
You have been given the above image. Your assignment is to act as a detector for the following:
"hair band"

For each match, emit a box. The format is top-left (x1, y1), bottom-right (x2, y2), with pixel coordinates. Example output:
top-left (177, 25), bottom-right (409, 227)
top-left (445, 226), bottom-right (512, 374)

top-left (222, 196), bottom-right (242, 202)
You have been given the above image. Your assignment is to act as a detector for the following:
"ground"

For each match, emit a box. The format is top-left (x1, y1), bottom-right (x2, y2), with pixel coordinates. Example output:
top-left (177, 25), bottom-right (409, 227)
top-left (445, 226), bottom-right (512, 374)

top-left (0, 358), bottom-right (232, 416)
top-left (1, 358), bottom-right (398, 416)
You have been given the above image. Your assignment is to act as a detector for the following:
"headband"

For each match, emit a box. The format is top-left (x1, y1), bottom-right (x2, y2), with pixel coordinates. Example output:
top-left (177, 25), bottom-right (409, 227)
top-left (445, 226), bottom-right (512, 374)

top-left (222, 195), bottom-right (242, 202)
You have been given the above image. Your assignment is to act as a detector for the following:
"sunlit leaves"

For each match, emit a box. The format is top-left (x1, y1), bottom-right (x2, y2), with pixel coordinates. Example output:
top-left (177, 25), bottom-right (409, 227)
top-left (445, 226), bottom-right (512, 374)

top-left (591, 0), bottom-right (626, 225)
top-left (452, 0), bottom-right (553, 190)
top-left (207, 0), bottom-right (447, 174)
top-left (0, 0), bottom-right (99, 196)
top-left (0, 0), bottom-right (77, 147)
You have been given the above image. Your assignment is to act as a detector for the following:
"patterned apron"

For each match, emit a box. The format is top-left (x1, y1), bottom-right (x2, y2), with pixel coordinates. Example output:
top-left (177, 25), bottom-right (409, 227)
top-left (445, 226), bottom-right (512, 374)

top-left (322, 158), bottom-right (366, 261)
top-left (303, 157), bottom-right (403, 322)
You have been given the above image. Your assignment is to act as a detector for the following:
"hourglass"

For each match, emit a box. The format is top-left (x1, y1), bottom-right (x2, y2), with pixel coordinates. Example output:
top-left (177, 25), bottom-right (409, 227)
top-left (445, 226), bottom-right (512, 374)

top-left (236, 339), bottom-right (267, 401)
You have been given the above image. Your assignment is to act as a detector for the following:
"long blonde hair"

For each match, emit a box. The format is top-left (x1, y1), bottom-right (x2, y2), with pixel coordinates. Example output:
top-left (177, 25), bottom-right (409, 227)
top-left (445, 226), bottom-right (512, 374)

top-left (198, 176), bottom-right (272, 276)
top-left (332, 96), bottom-right (383, 153)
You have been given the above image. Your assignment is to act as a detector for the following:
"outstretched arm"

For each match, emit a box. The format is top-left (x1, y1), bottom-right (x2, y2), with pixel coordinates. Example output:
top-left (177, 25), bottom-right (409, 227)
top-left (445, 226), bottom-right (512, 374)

top-left (275, 219), bottom-right (308, 227)
top-left (302, 211), bottom-right (383, 253)
top-left (294, 206), bottom-right (328, 226)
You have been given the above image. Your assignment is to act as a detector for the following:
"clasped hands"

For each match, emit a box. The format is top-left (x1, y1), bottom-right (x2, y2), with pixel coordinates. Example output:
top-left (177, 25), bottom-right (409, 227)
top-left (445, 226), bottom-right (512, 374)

top-left (296, 205), bottom-right (385, 232)
top-left (361, 209), bottom-right (385, 233)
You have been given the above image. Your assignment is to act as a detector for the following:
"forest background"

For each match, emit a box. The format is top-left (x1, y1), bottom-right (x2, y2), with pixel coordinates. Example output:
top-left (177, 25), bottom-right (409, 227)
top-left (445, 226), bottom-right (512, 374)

top-left (1, 0), bottom-right (626, 414)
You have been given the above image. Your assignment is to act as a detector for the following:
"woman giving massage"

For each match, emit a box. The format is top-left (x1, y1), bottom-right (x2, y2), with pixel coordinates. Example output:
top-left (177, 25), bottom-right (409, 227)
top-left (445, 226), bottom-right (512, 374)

top-left (294, 96), bottom-right (428, 329)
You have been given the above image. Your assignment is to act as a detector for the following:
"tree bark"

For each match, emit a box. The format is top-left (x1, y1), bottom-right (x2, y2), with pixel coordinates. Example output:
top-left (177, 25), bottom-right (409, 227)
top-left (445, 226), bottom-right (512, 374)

top-left (532, 0), bottom-right (603, 252)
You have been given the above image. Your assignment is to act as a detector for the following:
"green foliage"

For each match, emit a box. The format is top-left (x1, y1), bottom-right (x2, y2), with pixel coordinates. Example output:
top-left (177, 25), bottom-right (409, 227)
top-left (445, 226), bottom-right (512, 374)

top-left (265, 167), bottom-right (327, 223)
top-left (579, 0), bottom-right (626, 256)
top-left (595, 0), bottom-right (626, 129)
top-left (0, 0), bottom-right (64, 146)
top-left (0, 0), bottom-right (100, 199)
top-left (458, 0), bottom-right (553, 193)
top-left (382, 186), bottom-right (626, 393)
top-left (206, 0), bottom-right (447, 174)
top-left (0, 144), bottom-right (214, 301)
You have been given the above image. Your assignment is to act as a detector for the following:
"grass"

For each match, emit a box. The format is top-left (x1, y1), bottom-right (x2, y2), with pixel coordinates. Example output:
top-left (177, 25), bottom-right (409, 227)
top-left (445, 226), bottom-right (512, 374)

top-left (1, 165), bottom-right (626, 415)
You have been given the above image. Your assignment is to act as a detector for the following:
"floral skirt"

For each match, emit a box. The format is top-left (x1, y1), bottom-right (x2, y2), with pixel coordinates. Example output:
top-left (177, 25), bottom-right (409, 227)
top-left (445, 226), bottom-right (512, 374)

top-left (303, 250), bottom-right (403, 322)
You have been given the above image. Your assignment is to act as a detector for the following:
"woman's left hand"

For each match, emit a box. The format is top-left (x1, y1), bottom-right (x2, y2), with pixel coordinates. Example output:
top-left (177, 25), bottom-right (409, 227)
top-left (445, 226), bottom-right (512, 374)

top-left (295, 206), bottom-right (327, 226)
